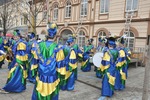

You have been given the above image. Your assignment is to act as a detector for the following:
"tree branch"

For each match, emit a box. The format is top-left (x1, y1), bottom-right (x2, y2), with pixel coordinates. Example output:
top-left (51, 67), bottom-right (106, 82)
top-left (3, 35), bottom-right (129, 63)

top-left (36, 1), bottom-right (44, 16)
top-left (36, 16), bottom-right (46, 27)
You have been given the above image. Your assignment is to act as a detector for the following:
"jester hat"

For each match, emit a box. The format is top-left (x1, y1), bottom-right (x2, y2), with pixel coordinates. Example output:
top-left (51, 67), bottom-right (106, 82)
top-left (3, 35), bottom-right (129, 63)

top-left (47, 23), bottom-right (57, 38)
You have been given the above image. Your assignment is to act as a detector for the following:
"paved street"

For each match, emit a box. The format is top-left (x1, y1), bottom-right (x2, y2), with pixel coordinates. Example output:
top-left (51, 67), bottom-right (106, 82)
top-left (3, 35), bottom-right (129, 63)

top-left (0, 63), bottom-right (150, 100)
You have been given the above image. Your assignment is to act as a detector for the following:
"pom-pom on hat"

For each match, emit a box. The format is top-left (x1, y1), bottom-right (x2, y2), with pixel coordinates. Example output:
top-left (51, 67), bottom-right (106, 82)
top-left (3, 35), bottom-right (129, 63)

top-left (88, 38), bottom-right (94, 44)
top-left (99, 37), bottom-right (107, 43)
top-left (117, 35), bottom-right (126, 44)
top-left (47, 22), bottom-right (57, 38)
top-left (72, 33), bottom-right (77, 39)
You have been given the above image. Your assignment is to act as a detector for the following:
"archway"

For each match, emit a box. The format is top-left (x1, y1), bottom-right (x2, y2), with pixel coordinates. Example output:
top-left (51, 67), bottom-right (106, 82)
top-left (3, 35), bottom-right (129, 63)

top-left (59, 29), bottom-right (73, 45)
top-left (125, 31), bottom-right (135, 51)
top-left (96, 31), bottom-right (107, 46)
top-left (77, 30), bottom-right (86, 47)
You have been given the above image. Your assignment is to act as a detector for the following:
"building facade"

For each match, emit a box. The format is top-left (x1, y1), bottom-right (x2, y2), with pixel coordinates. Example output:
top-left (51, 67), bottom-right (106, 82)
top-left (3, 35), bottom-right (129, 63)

top-left (1, 0), bottom-right (149, 50)
top-left (37, 0), bottom-right (150, 50)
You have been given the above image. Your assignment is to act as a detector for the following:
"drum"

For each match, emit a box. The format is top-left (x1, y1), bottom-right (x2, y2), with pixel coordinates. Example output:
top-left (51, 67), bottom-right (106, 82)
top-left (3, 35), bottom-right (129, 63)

top-left (92, 52), bottom-right (104, 67)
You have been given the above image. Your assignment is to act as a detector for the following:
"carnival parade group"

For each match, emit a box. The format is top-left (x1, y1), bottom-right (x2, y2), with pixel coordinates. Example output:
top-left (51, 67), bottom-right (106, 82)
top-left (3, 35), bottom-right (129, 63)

top-left (0, 23), bottom-right (131, 100)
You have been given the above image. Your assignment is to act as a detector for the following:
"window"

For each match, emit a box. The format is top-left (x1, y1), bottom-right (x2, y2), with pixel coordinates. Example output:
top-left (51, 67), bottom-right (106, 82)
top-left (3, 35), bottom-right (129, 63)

top-left (21, 17), bottom-right (23, 25)
top-left (42, 3), bottom-right (47, 21)
top-left (65, 1), bottom-right (71, 18)
top-left (24, 14), bottom-right (28, 25)
top-left (78, 31), bottom-right (86, 47)
top-left (0, 20), bottom-right (2, 27)
top-left (81, 0), bottom-right (88, 16)
top-left (125, 31), bottom-right (135, 51)
top-left (126, 0), bottom-right (138, 12)
top-left (98, 31), bottom-right (106, 38)
top-left (100, 0), bottom-right (109, 14)
top-left (97, 31), bottom-right (106, 46)
top-left (15, 19), bottom-right (18, 26)
top-left (53, 5), bottom-right (58, 20)
top-left (42, 11), bottom-right (47, 20)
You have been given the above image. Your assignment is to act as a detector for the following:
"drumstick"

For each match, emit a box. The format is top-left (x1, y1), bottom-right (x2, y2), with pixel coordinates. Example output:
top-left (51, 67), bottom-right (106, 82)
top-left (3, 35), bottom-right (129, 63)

top-left (0, 50), bottom-right (6, 55)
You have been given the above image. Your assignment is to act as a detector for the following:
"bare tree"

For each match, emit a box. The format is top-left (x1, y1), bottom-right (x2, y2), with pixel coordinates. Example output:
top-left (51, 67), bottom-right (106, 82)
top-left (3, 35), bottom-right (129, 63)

top-left (0, 0), bottom-right (17, 36)
top-left (16, 0), bottom-right (47, 34)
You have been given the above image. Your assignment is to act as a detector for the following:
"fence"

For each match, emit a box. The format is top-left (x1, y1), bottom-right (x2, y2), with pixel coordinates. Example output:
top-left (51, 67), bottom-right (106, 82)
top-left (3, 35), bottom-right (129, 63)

top-left (131, 47), bottom-right (147, 66)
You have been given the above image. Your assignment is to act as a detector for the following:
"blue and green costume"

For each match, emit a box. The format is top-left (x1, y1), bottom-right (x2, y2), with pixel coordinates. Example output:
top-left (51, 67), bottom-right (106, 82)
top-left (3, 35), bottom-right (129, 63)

top-left (3, 30), bottom-right (28, 92)
top-left (100, 37), bottom-right (118, 97)
top-left (115, 37), bottom-right (128, 90)
top-left (27, 33), bottom-right (38, 83)
top-left (124, 47), bottom-right (131, 78)
top-left (0, 36), bottom-right (5, 68)
top-left (81, 40), bottom-right (94, 72)
top-left (115, 47), bottom-right (127, 90)
top-left (96, 37), bottom-right (107, 78)
top-left (4, 37), bottom-right (15, 66)
top-left (60, 36), bottom-right (82, 90)
top-left (32, 23), bottom-right (65, 100)
top-left (73, 44), bottom-right (83, 80)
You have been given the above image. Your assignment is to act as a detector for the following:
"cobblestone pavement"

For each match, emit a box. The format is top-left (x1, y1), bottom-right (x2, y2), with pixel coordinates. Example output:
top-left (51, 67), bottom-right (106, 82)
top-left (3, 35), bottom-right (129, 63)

top-left (0, 63), bottom-right (150, 100)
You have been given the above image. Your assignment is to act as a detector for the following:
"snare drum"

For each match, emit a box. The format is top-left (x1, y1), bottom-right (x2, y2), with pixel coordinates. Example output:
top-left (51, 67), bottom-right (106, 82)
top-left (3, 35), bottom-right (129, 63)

top-left (92, 52), bottom-right (104, 67)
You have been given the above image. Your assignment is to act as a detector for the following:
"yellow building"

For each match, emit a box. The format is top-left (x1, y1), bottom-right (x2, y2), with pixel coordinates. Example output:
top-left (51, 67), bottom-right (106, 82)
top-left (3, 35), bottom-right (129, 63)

top-left (36, 0), bottom-right (150, 50)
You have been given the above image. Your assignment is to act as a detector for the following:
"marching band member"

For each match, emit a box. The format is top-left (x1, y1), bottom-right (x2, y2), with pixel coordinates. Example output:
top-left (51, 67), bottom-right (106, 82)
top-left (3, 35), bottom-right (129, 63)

top-left (124, 45), bottom-right (131, 78)
top-left (4, 36), bottom-right (14, 66)
top-left (0, 33), bottom-right (5, 69)
top-left (59, 38), bottom-right (70, 90)
top-left (100, 37), bottom-right (118, 97)
top-left (3, 37), bottom-right (9, 51)
top-left (96, 37), bottom-right (108, 78)
top-left (81, 38), bottom-right (94, 72)
top-left (61, 35), bottom-right (82, 91)
top-left (120, 35), bottom-right (131, 78)
top-left (32, 23), bottom-right (65, 100)
top-left (69, 34), bottom-right (83, 80)
top-left (115, 36), bottom-right (128, 90)
top-left (27, 32), bottom-right (38, 83)
top-left (7, 37), bottom-right (17, 66)
top-left (96, 37), bottom-right (107, 52)
top-left (62, 36), bottom-right (77, 90)
top-left (0, 30), bottom-right (28, 93)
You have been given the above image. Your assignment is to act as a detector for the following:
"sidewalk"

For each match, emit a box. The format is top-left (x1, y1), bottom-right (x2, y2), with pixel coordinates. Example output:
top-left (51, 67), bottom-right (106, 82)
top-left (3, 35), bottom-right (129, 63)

top-left (0, 63), bottom-right (149, 100)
